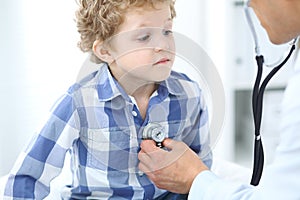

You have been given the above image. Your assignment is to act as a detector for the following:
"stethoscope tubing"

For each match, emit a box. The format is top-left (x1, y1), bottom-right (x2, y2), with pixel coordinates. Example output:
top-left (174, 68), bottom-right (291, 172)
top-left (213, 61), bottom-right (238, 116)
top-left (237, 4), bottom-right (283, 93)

top-left (244, 1), bottom-right (297, 186)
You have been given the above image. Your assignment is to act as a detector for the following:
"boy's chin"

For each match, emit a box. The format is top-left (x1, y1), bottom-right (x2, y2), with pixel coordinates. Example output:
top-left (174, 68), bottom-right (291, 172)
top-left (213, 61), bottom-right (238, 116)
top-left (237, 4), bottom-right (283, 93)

top-left (123, 66), bottom-right (172, 83)
top-left (151, 66), bottom-right (172, 80)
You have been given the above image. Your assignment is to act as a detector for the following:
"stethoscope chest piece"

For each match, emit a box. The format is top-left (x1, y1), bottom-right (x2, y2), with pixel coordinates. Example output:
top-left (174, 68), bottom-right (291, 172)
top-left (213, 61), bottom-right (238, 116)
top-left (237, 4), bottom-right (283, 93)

top-left (142, 122), bottom-right (166, 148)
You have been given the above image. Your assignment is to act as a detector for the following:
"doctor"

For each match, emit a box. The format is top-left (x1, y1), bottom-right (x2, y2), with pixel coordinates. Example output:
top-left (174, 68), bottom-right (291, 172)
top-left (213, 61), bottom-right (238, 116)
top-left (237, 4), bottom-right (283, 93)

top-left (138, 0), bottom-right (300, 199)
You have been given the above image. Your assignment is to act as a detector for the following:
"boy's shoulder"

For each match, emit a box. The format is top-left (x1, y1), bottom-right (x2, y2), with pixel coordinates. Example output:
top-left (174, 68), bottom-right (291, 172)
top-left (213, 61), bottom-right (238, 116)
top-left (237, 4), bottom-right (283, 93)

top-left (65, 63), bottom-right (121, 104)
top-left (67, 63), bottom-right (109, 95)
top-left (170, 70), bottom-right (193, 82)
top-left (67, 70), bottom-right (99, 95)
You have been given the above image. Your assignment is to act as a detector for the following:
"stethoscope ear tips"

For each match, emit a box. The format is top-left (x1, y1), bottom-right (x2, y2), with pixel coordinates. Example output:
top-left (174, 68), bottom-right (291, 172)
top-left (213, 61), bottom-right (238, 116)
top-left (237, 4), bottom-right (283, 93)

top-left (142, 122), bottom-right (166, 148)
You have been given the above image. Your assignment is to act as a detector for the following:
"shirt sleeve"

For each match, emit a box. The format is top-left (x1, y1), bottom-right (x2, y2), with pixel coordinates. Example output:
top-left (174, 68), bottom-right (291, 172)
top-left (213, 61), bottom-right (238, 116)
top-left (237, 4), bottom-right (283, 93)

top-left (187, 88), bottom-right (212, 169)
top-left (197, 93), bottom-right (212, 168)
top-left (188, 171), bottom-right (256, 200)
top-left (3, 93), bottom-right (80, 199)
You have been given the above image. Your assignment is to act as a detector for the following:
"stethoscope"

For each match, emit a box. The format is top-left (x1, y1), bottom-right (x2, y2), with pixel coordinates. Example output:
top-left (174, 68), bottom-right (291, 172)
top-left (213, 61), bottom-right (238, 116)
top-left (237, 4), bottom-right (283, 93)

top-left (142, 122), bottom-right (166, 148)
top-left (244, 1), bottom-right (297, 186)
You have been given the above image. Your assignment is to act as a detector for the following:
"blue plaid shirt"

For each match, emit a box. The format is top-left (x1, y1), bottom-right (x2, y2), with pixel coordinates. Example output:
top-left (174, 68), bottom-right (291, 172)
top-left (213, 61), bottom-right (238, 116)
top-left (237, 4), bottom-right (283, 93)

top-left (4, 63), bottom-right (211, 199)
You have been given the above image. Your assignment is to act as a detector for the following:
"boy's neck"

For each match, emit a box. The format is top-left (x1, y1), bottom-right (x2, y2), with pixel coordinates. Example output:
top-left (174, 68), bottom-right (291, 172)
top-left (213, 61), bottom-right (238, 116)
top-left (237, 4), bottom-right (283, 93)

top-left (130, 83), bottom-right (157, 120)
top-left (108, 64), bottom-right (158, 99)
top-left (130, 83), bottom-right (157, 100)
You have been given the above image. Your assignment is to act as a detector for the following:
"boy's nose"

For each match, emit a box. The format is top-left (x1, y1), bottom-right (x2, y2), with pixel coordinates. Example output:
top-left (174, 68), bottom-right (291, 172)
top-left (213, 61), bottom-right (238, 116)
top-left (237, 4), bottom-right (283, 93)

top-left (154, 38), bottom-right (171, 52)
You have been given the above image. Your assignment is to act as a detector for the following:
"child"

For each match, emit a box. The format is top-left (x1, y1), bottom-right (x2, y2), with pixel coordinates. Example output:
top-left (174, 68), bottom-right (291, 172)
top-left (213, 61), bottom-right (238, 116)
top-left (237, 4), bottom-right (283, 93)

top-left (4, 0), bottom-right (211, 199)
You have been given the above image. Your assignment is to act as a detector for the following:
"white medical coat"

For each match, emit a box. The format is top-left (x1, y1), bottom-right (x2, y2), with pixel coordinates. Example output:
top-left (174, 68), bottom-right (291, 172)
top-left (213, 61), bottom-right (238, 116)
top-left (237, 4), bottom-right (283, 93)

top-left (189, 65), bottom-right (300, 200)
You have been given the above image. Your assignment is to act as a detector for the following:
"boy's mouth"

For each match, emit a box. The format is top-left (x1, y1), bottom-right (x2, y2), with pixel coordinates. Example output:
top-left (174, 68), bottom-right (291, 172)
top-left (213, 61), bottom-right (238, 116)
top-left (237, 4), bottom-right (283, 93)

top-left (154, 58), bottom-right (170, 65)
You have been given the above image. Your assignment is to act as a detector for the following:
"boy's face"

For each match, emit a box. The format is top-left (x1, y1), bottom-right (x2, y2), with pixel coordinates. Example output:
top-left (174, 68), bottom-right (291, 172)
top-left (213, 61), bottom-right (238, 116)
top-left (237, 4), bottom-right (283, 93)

top-left (105, 3), bottom-right (175, 84)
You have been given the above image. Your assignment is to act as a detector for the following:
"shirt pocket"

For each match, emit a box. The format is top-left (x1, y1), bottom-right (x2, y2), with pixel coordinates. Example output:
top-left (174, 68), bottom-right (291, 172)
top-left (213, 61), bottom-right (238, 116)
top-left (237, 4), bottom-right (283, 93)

top-left (82, 127), bottom-right (137, 171)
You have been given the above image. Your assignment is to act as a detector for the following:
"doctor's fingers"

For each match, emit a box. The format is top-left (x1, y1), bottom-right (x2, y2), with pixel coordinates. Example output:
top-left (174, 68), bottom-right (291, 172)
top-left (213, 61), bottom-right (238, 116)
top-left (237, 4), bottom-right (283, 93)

top-left (138, 153), bottom-right (163, 173)
top-left (138, 161), bottom-right (152, 174)
top-left (138, 147), bottom-right (158, 172)
top-left (138, 140), bottom-right (159, 164)
top-left (138, 147), bottom-right (167, 162)
top-left (140, 139), bottom-right (159, 153)
top-left (138, 149), bottom-right (171, 172)
top-left (139, 162), bottom-right (191, 194)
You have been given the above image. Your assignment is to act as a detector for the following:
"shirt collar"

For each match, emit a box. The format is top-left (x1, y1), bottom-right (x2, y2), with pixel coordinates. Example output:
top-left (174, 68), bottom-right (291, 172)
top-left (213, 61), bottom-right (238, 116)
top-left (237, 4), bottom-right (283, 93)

top-left (96, 64), bottom-right (185, 102)
top-left (96, 63), bottom-right (128, 102)
top-left (159, 71), bottom-right (186, 97)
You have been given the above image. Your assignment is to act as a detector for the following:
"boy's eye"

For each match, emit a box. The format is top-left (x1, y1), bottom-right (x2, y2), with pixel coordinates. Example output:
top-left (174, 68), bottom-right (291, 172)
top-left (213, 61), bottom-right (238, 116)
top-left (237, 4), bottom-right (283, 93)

top-left (163, 29), bottom-right (173, 36)
top-left (137, 34), bottom-right (151, 42)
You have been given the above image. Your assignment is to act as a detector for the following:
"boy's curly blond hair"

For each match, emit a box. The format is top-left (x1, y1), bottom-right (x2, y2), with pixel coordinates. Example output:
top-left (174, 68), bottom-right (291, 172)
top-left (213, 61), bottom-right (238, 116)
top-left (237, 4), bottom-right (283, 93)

top-left (75, 0), bottom-right (176, 53)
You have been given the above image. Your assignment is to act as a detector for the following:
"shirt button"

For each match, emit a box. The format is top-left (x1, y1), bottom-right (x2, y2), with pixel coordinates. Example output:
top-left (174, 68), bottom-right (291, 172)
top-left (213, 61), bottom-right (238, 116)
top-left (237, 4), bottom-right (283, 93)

top-left (132, 110), bottom-right (138, 117)
top-left (138, 170), bottom-right (144, 176)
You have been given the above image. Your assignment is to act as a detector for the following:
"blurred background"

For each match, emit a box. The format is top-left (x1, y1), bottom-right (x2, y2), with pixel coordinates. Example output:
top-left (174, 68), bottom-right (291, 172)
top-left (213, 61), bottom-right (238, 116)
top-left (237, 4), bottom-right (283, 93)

top-left (0, 0), bottom-right (297, 178)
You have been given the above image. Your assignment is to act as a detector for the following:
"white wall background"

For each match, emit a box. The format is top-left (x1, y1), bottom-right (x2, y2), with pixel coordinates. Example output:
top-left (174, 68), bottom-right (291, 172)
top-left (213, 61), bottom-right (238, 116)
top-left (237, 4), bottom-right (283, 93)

top-left (0, 0), bottom-right (86, 176)
top-left (173, 0), bottom-right (235, 162)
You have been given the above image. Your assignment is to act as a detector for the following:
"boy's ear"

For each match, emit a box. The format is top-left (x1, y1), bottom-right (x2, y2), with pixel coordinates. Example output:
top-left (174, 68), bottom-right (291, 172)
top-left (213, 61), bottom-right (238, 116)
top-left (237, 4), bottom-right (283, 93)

top-left (93, 40), bottom-right (114, 64)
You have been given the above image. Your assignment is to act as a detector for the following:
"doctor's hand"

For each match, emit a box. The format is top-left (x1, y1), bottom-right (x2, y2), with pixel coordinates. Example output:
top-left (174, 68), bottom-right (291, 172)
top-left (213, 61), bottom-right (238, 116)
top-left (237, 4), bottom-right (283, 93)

top-left (138, 138), bottom-right (209, 194)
